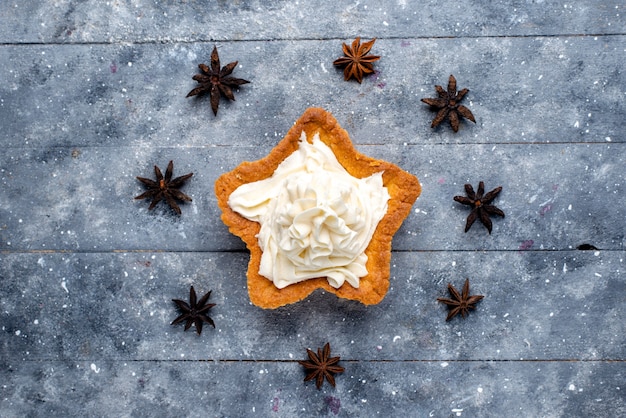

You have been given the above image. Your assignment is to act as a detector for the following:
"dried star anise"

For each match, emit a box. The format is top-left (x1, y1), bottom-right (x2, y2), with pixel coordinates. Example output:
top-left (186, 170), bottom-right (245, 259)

top-left (421, 74), bottom-right (476, 132)
top-left (333, 37), bottom-right (380, 83)
top-left (171, 286), bottom-right (216, 335)
top-left (135, 160), bottom-right (193, 215)
top-left (298, 342), bottom-right (345, 389)
top-left (186, 45), bottom-right (250, 115)
top-left (437, 278), bottom-right (484, 321)
top-left (454, 181), bottom-right (504, 234)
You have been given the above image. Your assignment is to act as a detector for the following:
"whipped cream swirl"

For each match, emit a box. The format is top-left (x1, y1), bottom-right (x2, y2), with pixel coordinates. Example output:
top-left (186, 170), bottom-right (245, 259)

top-left (228, 132), bottom-right (389, 289)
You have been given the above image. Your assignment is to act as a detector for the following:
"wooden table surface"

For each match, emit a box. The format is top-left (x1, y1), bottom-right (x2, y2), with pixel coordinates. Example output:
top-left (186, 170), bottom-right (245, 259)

top-left (1, 1), bottom-right (624, 416)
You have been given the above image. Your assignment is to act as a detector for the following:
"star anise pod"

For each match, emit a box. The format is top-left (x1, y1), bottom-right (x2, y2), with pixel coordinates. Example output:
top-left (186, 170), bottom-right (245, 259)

top-left (171, 286), bottom-right (216, 335)
top-left (297, 342), bottom-right (345, 389)
top-left (437, 279), bottom-right (484, 321)
top-left (453, 181), bottom-right (504, 234)
top-left (135, 160), bottom-right (193, 215)
top-left (186, 45), bottom-right (250, 115)
top-left (421, 74), bottom-right (476, 132)
top-left (333, 37), bottom-right (380, 83)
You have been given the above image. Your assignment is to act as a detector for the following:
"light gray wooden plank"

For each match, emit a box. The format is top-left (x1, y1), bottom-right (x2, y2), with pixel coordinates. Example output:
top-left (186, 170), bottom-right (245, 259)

top-left (1, 252), bottom-right (623, 362)
top-left (1, 359), bottom-right (623, 417)
top-left (1, 0), bottom-right (623, 43)
top-left (1, 143), bottom-right (624, 252)
top-left (0, 36), bottom-right (624, 149)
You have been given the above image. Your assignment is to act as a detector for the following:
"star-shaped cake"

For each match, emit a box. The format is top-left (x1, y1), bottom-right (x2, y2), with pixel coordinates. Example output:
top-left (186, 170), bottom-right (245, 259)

top-left (215, 108), bottom-right (421, 308)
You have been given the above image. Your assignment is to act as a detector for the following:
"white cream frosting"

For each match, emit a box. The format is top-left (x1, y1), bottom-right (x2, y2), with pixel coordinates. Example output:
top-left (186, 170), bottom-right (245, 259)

top-left (228, 132), bottom-right (390, 289)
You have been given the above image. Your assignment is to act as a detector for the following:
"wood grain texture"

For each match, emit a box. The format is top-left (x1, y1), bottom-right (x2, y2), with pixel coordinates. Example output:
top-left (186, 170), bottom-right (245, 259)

top-left (0, 1), bottom-right (624, 416)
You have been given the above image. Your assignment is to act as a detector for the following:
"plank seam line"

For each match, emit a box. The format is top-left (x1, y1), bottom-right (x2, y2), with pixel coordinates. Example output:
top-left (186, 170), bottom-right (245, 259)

top-left (0, 32), bottom-right (624, 46)
top-left (10, 359), bottom-right (626, 363)
top-left (2, 249), bottom-right (624, 255)
top-left (1, 141), bottom-right (625, 151)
